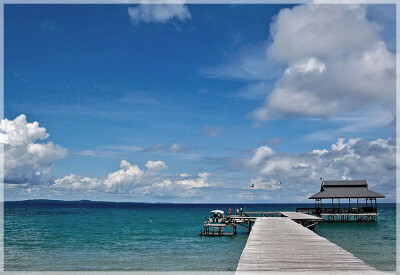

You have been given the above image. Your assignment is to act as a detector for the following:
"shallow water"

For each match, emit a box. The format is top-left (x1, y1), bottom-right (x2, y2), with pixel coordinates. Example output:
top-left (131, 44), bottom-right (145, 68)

top-left (4, 201), bottom-right (396, 271)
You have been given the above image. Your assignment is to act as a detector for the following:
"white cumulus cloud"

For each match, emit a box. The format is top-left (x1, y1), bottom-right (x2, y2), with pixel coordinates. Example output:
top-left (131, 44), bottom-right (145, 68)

top-left (53, 174), bottom-right (103, 190)
top-left (104, 160), bottom-right (144, 192)
top-left (284, 57), bottom-right (326, 75)
top-left (145, 160), bottom-right (167, 171)
top-left (248, 136), bottom-right (395, 200)
top-left (248, 145), bottom-right (274, 166)
top-left (1, 114), bottom-right (67, 184)
top-left (175, 172), bottom-right (211, 188)
top-left (251, 4), bottom-right (395, 121)
top-left (52, 159), bottom-right (213, 199)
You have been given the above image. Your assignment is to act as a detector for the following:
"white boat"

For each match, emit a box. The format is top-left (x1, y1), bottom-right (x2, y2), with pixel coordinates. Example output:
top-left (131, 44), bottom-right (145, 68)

top-left (209, 209), bottom-right (224, 223)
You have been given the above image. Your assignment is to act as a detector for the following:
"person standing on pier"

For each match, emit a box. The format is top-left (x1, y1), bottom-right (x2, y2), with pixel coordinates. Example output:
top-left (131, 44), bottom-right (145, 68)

top-left (236, 208), bottom-right (239, 215)
top-left (229, 208), bottom-right (232, 216)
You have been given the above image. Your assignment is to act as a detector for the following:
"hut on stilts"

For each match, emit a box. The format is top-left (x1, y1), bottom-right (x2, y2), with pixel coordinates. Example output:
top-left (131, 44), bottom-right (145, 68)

top-left (303, 180), bottom-right (385, 222)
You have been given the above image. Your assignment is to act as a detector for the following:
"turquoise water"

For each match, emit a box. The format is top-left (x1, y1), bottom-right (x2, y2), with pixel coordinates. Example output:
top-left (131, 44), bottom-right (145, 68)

top-left (318, 204), bottom-right (396, 271)
top-left (4, 201), bottom-right (396, 271)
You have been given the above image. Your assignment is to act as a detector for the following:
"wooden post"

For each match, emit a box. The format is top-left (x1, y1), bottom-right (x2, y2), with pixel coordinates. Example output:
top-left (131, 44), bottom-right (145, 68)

top-left (248, 220), bottom-right (251, 233)
top-left (357, 198), bottom-right (359, 212)
top-left (338, 198), bottom-right (340, 212)
top-left (375, 198), bottom-right (377, 212)
top-left (331, 198), bottom-right (333, 210)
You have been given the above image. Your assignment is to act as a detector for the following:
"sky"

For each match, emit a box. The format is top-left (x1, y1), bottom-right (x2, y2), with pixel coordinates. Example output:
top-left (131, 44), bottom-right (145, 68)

top-left (2, 3), bottom-right (396, 203)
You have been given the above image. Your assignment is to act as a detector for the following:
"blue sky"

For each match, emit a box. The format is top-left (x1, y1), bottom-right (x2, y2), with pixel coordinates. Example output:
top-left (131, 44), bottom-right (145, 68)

top-left (3, 4), bottom-right (396, 202)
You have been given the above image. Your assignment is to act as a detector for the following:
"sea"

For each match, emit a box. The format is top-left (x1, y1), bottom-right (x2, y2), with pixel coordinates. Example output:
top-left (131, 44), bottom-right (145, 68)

top-left (4, 201), bottom-right (396, 271)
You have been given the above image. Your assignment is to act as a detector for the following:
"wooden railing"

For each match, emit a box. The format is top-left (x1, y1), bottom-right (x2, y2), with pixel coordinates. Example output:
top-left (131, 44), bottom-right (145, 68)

top-left (297, 207), bottom-right (377, 215)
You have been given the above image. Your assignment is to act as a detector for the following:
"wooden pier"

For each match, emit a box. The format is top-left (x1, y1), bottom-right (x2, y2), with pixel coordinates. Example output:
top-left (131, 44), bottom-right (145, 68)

top-left (200, 223), bottom-right (236, 236)
top-left (280, 211), bottom-right (323, 220)
top-left (200, 211), bottom-right (323, 236)
top-left (236, 217), bottom-right (379, 273)
top-left (322, 212), bottom-right (378, 222)
top-left (297, 207), bottom-right (379, 222)
top-left (280, 212), bottom-right (323, 233)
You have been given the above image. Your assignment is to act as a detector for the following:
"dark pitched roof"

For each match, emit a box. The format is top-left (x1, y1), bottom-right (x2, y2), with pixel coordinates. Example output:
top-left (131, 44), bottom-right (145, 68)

top-left (322, 180), bottom-right (367, 187)
top-left (309, 180), bottom-right (385, 199)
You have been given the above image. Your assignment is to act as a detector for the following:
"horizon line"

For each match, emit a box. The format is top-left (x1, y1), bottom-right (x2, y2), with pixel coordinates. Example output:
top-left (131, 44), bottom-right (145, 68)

top-left (3, 199), bottom-right (395, 204)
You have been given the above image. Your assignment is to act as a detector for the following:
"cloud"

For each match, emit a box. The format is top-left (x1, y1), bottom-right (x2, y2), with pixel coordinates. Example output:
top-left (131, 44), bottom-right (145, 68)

top-left (175, 172), bottom-right (211, 188)
top-left (74, 145), bottom-right (144, 158)
top-left (250, 177), bottom-right (281, 190)
top-left (203, 126), bottom-right (223, 138)
top-left (167, 143), bottom-right (188, 153)
top-left (366, 5), bottom-right (396, 52)
top-left (201, 43), bottom-right (275, 81)
top-left (52, 159), bottom-right (213, 199)
top-left (248, 136), bottom-right (395, 200)
top-left (138, 172), bottom-right (213, 199)
top-left (145, 160), bottom-right (167, 171)
top-left (306, 108), bottom-right (395, 141)
top-left (262, 137), bottom-right (282, 146)
top-left (203, 5), bottom-right (395, 123)
top-left (139, 143), bottom-right (163, 153)
top-left (248, 145), bottom-right (274, 166)
top-left (267, 5), bottom-right (380, 62)
top-left (0, 114), bottom-right (67, 184)
top-left (128, 2), bottom-right (191, 24)
top-left (236, 81), bottom-right (273, 100)
top-left (100, 145), bottom-right (142, 152)
top-left (53, 174), bottom-right (103, 191)
top-left (284, 57), bottom-right (326, 75)
top-left (104, 160), bottom-right (144, 192)
top-left (250, 5), bottom-right (395, 121)
top-left (75, 150), bottom-right (97, 156)
top-left (137, 143), bottom-right (189, 154)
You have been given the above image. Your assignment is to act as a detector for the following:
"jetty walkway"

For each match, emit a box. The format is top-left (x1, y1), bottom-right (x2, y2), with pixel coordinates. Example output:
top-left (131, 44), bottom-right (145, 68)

top-left (201, 211), bottom-right (323, 236)
top-left (236, 217), bottom-right (378, 272)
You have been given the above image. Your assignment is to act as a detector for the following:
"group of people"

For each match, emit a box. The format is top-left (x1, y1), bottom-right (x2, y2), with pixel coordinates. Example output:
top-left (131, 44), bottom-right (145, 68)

top-left (228, 207), bottom-right (245, 216)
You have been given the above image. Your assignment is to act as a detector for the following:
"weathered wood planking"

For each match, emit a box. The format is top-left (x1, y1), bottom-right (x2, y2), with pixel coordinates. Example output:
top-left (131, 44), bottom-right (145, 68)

top-left (236, 217), bottom-right (379, 273)
top-left (280, 212), bottom-right (323, 221)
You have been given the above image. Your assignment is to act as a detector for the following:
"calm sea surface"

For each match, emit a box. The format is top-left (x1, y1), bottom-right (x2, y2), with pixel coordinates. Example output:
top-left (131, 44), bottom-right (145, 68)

top-left (4, 201), bottom-right (396, 271)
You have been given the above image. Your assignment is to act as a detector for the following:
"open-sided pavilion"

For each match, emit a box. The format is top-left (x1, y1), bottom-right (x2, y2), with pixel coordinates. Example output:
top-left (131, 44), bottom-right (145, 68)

top-left (302, 180), bottom-right (385, 222)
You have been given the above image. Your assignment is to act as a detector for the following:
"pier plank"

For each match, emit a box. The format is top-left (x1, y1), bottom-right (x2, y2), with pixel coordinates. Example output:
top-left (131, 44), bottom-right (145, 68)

top-left (236, 217), bottom-right (378, 272)
top-left (280, 211), bottom-right (323, 221)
